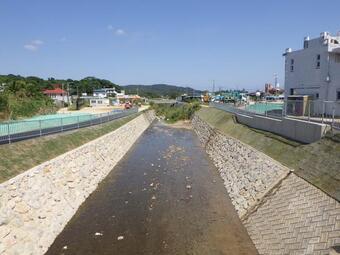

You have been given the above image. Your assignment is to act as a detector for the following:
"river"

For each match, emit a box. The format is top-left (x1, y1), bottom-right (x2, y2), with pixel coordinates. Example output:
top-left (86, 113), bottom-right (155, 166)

top-left (46, 122), bottom-right (258, 255)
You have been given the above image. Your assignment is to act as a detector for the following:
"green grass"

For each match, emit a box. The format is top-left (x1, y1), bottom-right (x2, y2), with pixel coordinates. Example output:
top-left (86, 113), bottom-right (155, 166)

top-left (197, 107), bottom-right (340, 201)
top-left (0, 113), bottom-right (140, 183)
top-left (151, 102), bottom-right (200, 123)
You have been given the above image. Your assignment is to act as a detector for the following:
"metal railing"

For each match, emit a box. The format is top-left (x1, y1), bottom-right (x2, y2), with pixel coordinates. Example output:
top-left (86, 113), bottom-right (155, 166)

top-left (0, 107), bottom-right (138, 144)
top-left (210, 100), bottom-right (340, 131)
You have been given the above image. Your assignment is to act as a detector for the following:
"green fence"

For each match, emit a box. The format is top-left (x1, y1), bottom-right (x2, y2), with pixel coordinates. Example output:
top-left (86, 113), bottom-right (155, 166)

top-left (0, 108), bottom-right (138, 144)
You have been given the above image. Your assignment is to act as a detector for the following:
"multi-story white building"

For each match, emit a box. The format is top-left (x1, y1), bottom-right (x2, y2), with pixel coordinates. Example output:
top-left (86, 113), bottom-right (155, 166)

top-left (93, 88), bottom-right (116, 98)
top-left (283, 32), bottom-right (340, 115)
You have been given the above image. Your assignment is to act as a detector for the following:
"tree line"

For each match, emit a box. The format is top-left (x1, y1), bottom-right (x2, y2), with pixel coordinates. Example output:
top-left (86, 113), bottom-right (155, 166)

top-left (0, 74), bottom-right (121, 120)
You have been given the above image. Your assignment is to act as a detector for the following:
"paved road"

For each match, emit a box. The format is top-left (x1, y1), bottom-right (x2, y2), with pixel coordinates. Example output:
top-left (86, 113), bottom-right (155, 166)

top-left (46, 123), bottom-right (258, 255)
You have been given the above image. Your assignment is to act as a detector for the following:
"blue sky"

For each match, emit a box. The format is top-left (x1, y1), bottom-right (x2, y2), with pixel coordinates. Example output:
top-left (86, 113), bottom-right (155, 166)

top-left (0, 0), bottom-right (339, 90)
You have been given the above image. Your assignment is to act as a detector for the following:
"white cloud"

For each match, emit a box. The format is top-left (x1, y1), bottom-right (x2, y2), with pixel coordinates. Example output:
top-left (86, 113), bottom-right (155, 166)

top-left (115, 29), bottom-right (126, 36)
top-left (24, 44), bottom-right (38, 51)
top-left (24, 39), bottom-right (44, 51)
top-left (107, 25), bottom-right (126, 36)
top-left (32, 39), bottom-right (44, 45)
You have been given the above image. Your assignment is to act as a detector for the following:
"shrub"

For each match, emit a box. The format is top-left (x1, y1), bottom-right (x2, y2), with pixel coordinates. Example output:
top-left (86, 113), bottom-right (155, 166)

top-left (152, 102), bottom-right (200, 123)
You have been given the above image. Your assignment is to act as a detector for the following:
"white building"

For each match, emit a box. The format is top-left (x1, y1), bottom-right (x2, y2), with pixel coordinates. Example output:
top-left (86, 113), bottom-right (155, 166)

top-left (43, 87), bottom-right (69, 104)
top-left (283, 32), bottom-right (340, 115)
top-left (93, 88), bottom-right (116, 98)
top-left (89, 97), bottom-right (110, 107)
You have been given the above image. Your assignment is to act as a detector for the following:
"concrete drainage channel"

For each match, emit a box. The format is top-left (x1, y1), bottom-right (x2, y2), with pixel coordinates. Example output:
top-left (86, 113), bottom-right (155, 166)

top-left (0, 110), bottom-right (339, 255)
top-left (192, 114), bottom-right (340, 255)
top-left (0, 111), bottom-right (155, 255)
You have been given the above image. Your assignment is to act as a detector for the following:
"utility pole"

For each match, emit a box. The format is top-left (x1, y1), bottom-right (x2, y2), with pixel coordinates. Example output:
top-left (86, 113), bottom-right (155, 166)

top-left (61, 83), bottom-right (65, 105)
top-left (274, 73), bottom-right (278, 88)
top-left (212, 80), bottom-right (215, 95)
top-left (67, 82), bottom-right (70, 105)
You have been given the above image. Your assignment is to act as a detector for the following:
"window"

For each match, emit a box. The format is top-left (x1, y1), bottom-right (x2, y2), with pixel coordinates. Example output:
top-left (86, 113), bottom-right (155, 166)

top-left (337, 91), bottom-right (340, 100)
top-left (290, 88), bottom-right (294, 95)
top-left (290, 59), bottom-right (294, 72)
top-left (316, 54), bottom-right (321, 69)
top-left (333, 54), bottom-right (340, 63)
top-left (304, 41), bottom-right (309, 49)
top-left (316, 93), bottom-right (319, 99)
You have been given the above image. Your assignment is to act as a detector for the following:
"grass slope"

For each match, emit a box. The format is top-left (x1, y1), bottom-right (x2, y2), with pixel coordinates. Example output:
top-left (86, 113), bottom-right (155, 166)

top-left (197, 107), bottom-right (340, 201)
top-left (0, 113), bottom-right (140, 183)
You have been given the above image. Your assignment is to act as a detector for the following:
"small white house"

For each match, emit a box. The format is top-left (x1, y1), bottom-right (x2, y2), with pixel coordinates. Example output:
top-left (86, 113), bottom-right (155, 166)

top-left (89, 98), bottom-right (110, 107)
top-left (43, 87), bottom-right (69, 104)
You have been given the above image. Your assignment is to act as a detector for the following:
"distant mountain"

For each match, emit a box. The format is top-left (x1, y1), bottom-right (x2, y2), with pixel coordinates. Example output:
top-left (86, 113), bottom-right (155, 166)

top-left (123, 84), bottom-right (203, 99)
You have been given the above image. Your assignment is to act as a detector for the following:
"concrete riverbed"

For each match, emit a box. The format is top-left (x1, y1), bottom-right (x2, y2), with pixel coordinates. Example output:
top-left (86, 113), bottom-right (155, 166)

top-left (46, 122), bottom-right (258, 255)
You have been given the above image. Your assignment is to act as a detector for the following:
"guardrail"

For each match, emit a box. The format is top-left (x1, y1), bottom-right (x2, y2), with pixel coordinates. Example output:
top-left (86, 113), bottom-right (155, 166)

top-left (210, 100), bottom-right (340, 131)
top-left (0, 107), bottom-right (138, 144)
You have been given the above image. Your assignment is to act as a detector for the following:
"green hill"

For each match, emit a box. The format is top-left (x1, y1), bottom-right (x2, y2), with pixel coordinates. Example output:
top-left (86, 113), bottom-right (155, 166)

top-left (123, 84), bottom-right (203, 99)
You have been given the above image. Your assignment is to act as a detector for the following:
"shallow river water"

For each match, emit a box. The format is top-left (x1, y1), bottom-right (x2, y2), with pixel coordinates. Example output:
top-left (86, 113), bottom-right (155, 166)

top-left (46, 122), bottom-right (258, 255)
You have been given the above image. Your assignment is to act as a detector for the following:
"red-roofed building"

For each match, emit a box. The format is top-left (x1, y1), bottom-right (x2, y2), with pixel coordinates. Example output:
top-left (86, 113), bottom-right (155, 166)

top-left (43, 86), bottom-right (69, 104)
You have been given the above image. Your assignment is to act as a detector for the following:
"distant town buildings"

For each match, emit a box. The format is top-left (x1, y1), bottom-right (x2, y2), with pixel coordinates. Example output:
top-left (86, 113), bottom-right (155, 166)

top-left (264, 83), bottom-right (284, 95)
top-left (283, 32), bottom-right (340, 105)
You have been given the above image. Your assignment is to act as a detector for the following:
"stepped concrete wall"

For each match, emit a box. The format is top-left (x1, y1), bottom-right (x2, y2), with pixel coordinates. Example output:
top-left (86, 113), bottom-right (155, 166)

top-left (192, 113), bottom-right (340, 255)
top-left (0, 112), bottom-right (155, 255)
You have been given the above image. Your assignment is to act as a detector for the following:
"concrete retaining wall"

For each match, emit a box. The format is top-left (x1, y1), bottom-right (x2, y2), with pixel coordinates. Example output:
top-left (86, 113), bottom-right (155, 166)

top-left (192, 115), bottom-right (290, 217)
top-left (0, 112), bottom-right (155, 255)
top-left (192, 114), bottom-right (340, 254)
top-left (236, 114), bottom-right (329, 144)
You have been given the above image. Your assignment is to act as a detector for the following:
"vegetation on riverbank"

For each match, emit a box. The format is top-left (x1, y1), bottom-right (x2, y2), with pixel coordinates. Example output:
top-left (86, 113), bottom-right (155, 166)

top-left (0, 75), bottom-right (122, 120)
top-left (0, 113), bottom-right (140, 183)
top-left (197, 107), bottom-right (340, 201)
top-left (151, 102), bottom-right (200, 123)
top-left (0, 80), bottom-right (56, 120)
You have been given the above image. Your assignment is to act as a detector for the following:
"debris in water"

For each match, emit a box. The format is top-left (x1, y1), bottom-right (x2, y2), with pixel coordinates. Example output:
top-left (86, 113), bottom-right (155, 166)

top-left (117, 236), bottom-right (124, 241)
top-left (150, 183), bottom-right (154, 187)
top-left (125, 201), bottom-right (129, 204)
top-left (151, 163), bottom-right (154, 166)
top-left (62, 246), bottom-right (68, 250)
top-left (95, 232), bottom-right (103, 236)
top-left (186, 185), bottom-right (192, 189)
top-left (151, 195), bottom-right (156, 200)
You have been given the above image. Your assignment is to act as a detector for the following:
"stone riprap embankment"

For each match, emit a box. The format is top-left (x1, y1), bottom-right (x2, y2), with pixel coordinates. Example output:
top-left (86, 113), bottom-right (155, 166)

top-left (192, 113), bottom-right (340, 255)
top-left (192, 114), bottom-right (289, 217)
top-left (0, 111), bottom-right (155, 255)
